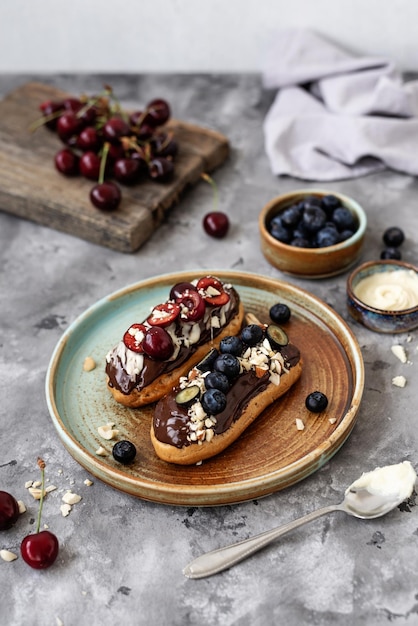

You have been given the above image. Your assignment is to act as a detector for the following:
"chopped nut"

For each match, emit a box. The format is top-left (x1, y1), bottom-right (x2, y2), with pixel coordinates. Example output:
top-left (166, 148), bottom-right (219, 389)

top-left (45, 484), bottom-right (57, 493)
top-left (62, 492), bottom-right (82, 505)
top-left (95, 446), bottom-right (107, 456)
top-left (17, 500), bottom-right (26, 514)
top-left (83, 356), bottom-right (96, 372)
top-left (255, 364), bottom-right (268, 378)
top-left (84, 479), bottom-right (93, 486)
top-left (329, 417), bottom-right (337, 424)
top-left (60, 503), bottom-right (72, 517)
top-left (32, 480), bottom-right (41, 488)
top-left (391, 345), bottom-right (407, 363)
top-left (24, 480), bottom-right (33, 489)
top-left (295, 418), bottom-right (305, 431)
top-left (205, 429), bottom-right (214, 442)
top-left (392, 375), bottom-right (407, 388)
top-left (0, 549), bottom-right (18, 562)
top-left (98, 423), bottom-right (119, 440)
top-left (28, 487), bottom-right (44, 500)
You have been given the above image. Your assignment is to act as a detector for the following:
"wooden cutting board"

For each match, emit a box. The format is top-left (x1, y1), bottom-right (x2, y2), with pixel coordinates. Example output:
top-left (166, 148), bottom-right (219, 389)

top-left (0, 82), bottom-right (229, 252)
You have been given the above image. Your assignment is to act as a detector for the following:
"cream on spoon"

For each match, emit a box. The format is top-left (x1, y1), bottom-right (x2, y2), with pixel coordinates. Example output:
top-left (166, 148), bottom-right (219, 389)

top-left (183, 461), bottom-right (417, 579)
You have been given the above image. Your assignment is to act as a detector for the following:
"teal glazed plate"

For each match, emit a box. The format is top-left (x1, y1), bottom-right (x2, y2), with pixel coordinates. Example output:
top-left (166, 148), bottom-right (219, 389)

top-left (46, 270), bottom-right (364, 506)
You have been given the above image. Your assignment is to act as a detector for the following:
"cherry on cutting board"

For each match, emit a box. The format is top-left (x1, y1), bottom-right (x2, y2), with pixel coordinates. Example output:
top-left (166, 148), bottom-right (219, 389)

top-left (0, 490), bottom-right (20, 530)
top-left (20, 458), bottom-right (59, 569)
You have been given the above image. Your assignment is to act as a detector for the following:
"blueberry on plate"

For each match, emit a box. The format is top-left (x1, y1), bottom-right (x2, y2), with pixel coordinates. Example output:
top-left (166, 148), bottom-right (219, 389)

top-left (205, 371), bottom-right (230, 394)
top-left (305, 391), bottom-right (328, 413)
top-left (241, 324), bottom-right (264, 346)
top-left (112, 440), bottom-right (137, 464)
top-left (214, 353), bottom-right (241, 380)
top-left (220, 335), bottom-right (244, 356)
top-left (196, 348), bottom-right (219, 372)
top-left (269, 302), bottom-right (291, 324)
top-left (201, 388), bottom-right (227, 415)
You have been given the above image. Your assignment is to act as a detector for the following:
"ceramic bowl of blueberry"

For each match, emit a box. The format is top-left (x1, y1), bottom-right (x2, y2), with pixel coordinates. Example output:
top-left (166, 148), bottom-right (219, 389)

top-left (346, 260), bottom-right (418, 333)
top-left (259, 189), bottom-right (367, 278)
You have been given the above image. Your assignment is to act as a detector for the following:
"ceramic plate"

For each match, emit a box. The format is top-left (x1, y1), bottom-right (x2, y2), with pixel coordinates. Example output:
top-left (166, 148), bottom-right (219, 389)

top-left (46, 270), bottom-right (364, 506)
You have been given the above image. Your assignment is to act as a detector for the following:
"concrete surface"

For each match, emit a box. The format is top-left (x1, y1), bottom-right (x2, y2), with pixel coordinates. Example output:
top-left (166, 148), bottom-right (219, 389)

top-left (0, 74), bottom-right (417, 626)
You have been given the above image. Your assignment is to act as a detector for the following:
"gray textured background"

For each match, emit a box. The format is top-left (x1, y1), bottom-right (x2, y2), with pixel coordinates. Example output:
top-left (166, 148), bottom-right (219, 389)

top-left (0, 74), bottom-right (417, 626)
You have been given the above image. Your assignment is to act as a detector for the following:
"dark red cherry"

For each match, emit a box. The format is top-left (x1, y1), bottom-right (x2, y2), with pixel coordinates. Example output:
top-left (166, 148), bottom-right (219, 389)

top-left (151, 133), bottom-right (178, 158)
top-left (54, 148), bottom-right (79, 176)
top-left (76, 126), bottom-right (101, 151)
top-left (90, 181), bottom-right (121, 211)
top-left (203, 211), bottom-right (230, 239)
top-left (148, 157), bottom-right (174, 182)
top-left (146, 98), bottom-right (171, 126)
top-left (103, 117), bottom-right (130, 143)
top-left (80, 151), bottom-right (101, 180)
top-left (56, 111), bottom-right (83, 142)
top-left (143, 326), bottom-right (174, 360)
top-left (197, 276), bottom-right (230, 306)
top-left (123, 323), bottom-right (147, 353)
top-left (39, 100), bottom-right (65, 130)
top-left (63, 97), bottom-right (83, 113)
top-left (177, 290), bottom-right (206, 322)
top-left (169, 282), bottom-right (197, 300)
top-left (113, 158), bottom-right (141, 185)
top-left (21, 530), bottom-right (59, 569)
top-left (107, 143), bottom-right (126, 162)
top-left (147, 302), bottom-right (181, 327)
top-left (0, 491), bottom-right (19, 530)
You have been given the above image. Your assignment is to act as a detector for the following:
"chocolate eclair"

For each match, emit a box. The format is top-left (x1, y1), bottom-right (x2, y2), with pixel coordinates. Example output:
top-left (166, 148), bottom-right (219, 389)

top-left (106, 276), bottom-right (244, 407)
top-left (151, 318), bottom-right (302, 464)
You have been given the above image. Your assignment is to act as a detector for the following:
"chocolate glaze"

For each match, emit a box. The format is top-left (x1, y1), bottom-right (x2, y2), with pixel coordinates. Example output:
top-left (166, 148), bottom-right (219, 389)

top-left (106, 286), bottom-right (240, 395)
top-left (153, 342), bottom-right (301, 448)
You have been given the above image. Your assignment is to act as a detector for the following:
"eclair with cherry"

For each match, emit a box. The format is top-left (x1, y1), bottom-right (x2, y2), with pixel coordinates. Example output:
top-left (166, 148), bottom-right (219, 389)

top-left (105, 276), bottom-right (244, 407)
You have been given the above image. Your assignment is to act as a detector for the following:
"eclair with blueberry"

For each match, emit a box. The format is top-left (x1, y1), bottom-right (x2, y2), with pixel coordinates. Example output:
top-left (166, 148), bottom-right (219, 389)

top-left (105, 276), bottom-right (244, 407)
top-left (150, 316), bottom-right (302, 465)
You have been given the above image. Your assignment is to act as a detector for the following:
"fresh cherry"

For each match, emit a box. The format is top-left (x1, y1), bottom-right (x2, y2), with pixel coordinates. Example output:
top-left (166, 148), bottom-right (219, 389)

top-left (39, 100), bottom-right (65, 130)
top-left (21, 531), bottom-right (59, 570)
top-left (54, 148), bottom-right (79, 176)
top-left (148, 157), bottom-right (174, 182)
top-left (80, 151), bottom-right (101, 180)
top-left (203, 211), bottom-right (230, 239)
top-left (90, 181), bottom-right (121, 211)
top-left (113, 158), bottom-right (142, 185)
top-left (123, 323), bottom-right (146, 352)
top-left (143, 326), bottom-right (174, 360)
top-left (177, 290), bottom-right (206, 321)
top-left (56, 111), bottom-right (83, 142)
top-left (147, 302), bottom-right (181, 327)
top-left (76, 126), bottom-right (102, 152)
top-left (0, 491), bottom-right (19, 530)
top-left (103, 117), bottom-right (130, 143)
top-left (20, 458), bottom-right (59, 569)
top-left (145, 98), bottom-right (171, 126)
top-left (197, 276), bottom-right (230, 306)
top-left (169, 282), bottom-right (197, 300)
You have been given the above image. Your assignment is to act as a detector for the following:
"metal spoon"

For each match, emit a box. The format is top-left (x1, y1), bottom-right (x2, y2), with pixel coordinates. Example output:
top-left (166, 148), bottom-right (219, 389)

top-left (183, 486), bottom-right (407, 579)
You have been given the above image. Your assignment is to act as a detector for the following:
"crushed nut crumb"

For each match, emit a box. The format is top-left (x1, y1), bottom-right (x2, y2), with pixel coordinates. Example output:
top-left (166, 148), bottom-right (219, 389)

top-left (83, 356), bottom-right (96, 372)
top-left (0, 549), bottom-right (18, 562)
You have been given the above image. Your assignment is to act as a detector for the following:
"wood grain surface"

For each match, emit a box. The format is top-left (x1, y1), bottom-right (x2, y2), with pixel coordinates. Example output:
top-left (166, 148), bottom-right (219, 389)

top-left (0, 82), bottom-right (229, 252)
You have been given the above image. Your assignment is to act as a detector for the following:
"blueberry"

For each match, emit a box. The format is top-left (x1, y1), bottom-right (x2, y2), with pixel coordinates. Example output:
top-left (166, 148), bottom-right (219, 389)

top-left (201, 388), bottom-right (227, 415)
top-left (339, 229), bottom-right (354, 242)
top-left (269, 218), bottom-right (292, 244)
top-left (241, 324), bottom-right (264, 346)
top-left (305, 391), bottom-right (328, 413)
top-left (112, 440), bottom-right (137, 464)
top-left (381, 247), bottom-right (402, 260)
top-left (315, 226), bottom-right (340, 248)
top-left (269, 303), bottom-right (291, 324)
top-left (321, 194), bottom-right (341, 216)
top-left (332, 207), bottom-right (356, 232)
top-left (281, 204), bottom-right (302, 228)
top-left (196, 348), bottom-right (219, 372)
top-left (303, 195), bottom-right (323, 208)
top-left (302, 206), bottom-right (327, 233)
top-left (214, 353), bottom-right (241, 380)
top-left (291, 237), bottom-right (312, 248)
top-left (205, 371), bottom-right (230, 394)
top-left (220, 335), bottom-right (244, 356)
top-left (383, 227), bottom-right (404, 248)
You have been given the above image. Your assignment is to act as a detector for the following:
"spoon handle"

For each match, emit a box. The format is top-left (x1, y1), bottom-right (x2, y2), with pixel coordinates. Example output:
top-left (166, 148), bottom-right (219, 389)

top-left (183, 503), bottom-right (343, 579)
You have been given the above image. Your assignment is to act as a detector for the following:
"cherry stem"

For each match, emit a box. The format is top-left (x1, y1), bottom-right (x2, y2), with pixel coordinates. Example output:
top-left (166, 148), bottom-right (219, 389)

top-left (29, 110), bottom-right (62, 133)
top-left (201, 173), bottom-right (219, 212)
top-left (99, 142), bottom-right (110, 184)
top-left (36, 457), bottom-right (46, 534)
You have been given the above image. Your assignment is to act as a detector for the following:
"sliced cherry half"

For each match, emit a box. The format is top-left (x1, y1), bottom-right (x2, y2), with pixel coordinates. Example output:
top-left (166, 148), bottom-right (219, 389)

top-left (197, 276), bottom-right (230, 306)
top-left (177, 290), bottom-right (206, 322)
top-left (147, 302), bottom-right (180, 327)
top-left (123, 323), bottom-right (147, 353)
top-left (143, 327), bottom-right (174, 360)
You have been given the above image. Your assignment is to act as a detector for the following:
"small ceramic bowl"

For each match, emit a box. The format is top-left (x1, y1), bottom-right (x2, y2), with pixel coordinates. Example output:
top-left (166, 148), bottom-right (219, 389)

top-left (347, 260), bottom-right (418, 333)
top-left (259, 189), bottom-right (367, 278)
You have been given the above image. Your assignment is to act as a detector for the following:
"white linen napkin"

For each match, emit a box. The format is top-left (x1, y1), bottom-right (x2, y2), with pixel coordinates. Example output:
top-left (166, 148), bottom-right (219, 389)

top-left (262, 29), bottom-right (418, 180)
